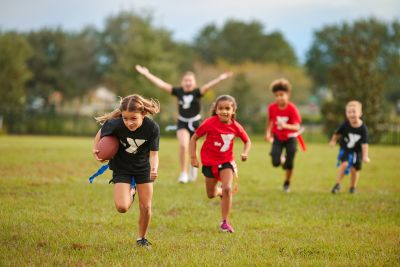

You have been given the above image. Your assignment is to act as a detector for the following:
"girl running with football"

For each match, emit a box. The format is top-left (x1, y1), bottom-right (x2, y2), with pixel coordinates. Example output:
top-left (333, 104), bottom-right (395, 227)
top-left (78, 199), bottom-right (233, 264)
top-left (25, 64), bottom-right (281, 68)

top-left (93, 94), bottom-right (160, 248)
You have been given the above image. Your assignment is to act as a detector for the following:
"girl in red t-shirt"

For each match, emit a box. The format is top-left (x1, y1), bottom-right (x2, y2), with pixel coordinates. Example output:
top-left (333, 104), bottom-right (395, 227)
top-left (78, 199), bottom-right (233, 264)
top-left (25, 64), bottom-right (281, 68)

top-left (189, 95), bottom-right (251, 233)
top-left (264, 79), bottom-right (302, 193)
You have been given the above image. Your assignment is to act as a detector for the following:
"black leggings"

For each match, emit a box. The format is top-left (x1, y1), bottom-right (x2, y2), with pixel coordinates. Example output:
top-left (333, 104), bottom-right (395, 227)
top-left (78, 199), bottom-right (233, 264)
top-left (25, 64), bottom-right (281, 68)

top-left (270, 136), bottom-right (297, 170)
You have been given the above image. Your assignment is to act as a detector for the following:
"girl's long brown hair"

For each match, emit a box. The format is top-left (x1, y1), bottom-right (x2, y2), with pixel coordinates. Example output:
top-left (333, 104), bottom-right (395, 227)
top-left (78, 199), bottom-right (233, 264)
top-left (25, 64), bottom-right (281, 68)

top-left (95, 94), bottom-right (160, 125)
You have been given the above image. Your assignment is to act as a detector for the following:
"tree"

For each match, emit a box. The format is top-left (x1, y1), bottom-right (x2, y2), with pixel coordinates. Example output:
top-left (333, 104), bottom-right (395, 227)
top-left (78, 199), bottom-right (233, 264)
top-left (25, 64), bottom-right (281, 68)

top-left (101, 11), bottom-right (181, 101)
top-left (0, 32), bottom-right (32, 131)
top-left (306, 18), bottom-right (400, 142)
top-left (61, 27), bottom-right (103, 99)
top-left (194, 19), bottom-right (298, 66)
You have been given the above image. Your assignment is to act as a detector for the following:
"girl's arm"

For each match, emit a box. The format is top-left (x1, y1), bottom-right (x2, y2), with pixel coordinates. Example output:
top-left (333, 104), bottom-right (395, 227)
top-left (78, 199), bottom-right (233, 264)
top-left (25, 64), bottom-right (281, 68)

top-left (135, 65), bottom-right (173, 93)
top-left (241, 140), bottom-right (252, 162)
top-left (279, 122), bottom-right (300, 131)
top-left (199, 72), bottom-right (233, 95)
top-left (149, 151), bottom-right (159, 180)
top-left (93, 130), bottom-right (105, 162)
top-left (189, 134), bottom-right (200, 167)
top-left (264, 120), bottom-right (274, 143)
top-left (361, 144), bottom-right (370, 163)
top-left (329, 133), bottom-right (340, 147)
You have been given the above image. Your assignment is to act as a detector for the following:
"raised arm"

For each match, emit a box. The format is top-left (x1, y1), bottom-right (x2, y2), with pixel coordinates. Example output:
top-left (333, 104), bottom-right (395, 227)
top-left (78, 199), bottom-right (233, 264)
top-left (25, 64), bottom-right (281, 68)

top-left (135, 65), bottom-right (173, 93)
top-left (199, 72), bottom-right (233, 95)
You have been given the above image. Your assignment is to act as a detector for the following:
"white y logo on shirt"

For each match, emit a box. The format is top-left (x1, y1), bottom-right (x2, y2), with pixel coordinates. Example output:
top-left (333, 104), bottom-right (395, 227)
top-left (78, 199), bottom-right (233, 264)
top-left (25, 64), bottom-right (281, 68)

top-left (346, 133), bottom-right (361, 149)
top-left (276, 116), bottom-right (289, 130)
top-left (125, 138), bottom-right (146, 154)
top-left (181, 95), bottom-right (194, 109)
top-left (219, 134), bottom-right (235, 152)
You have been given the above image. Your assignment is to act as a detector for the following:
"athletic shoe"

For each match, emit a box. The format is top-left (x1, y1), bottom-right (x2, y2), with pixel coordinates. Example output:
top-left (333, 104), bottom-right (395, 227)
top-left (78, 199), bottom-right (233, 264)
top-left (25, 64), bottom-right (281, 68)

top-left (349, 187), bottom-right (356, 194)
top-left (136, 238), bottom-right (152, 249)
top-left (283, 181), bottom-right (290, 193)
top-left (188, 165), bottom-right (198, 182)
top-left (331, 183), bottom-right (341, 194)
top-left (178, 172), bottom-right (189, 183)
top-left (220, 220), bottom-right (234, 233)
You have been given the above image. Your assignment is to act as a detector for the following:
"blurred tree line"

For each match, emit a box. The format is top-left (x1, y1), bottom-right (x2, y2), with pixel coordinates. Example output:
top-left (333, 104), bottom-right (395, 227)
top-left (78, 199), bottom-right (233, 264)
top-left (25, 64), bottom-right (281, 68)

top-left (0, 10), bottom-right (399, 143)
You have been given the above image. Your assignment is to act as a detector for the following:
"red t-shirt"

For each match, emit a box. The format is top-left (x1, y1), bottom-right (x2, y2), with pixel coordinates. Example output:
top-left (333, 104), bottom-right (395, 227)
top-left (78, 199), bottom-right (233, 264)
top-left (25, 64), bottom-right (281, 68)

top-left (268, 102), bottom-right (302, 141)
top-left (195, 116), bottom-right (249, 166)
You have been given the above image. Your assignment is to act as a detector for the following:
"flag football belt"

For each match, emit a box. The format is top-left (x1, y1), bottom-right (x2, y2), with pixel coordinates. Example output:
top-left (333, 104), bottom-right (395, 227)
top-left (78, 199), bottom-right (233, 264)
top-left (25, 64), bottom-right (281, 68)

top-left (287, 127), bottom-right (307, 152)
top-left (89, 163), bottom-right (136, 189)
top-left (211, 160), bottom-right (239, 194)
top-left (336, 148), bottom-right (356, 175)
top-left (177, 114), bottom-right (201, 132)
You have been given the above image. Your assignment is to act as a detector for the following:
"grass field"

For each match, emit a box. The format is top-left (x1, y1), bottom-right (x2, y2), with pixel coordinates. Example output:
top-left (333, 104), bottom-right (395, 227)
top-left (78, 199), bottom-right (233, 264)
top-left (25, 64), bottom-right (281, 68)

top-left (0, 135), bottom-right (399, 266)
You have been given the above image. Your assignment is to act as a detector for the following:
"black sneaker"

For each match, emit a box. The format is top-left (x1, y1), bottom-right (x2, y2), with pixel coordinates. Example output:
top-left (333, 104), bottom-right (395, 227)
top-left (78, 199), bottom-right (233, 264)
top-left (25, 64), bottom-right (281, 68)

top-left (349, 187), bottom-right (356, 194)
top-left (331, 183), bottom-right (341, 194)
top-left (283, 181), bottom-right (290, 193)
top-left (136, 238), bottom-right (152, 249)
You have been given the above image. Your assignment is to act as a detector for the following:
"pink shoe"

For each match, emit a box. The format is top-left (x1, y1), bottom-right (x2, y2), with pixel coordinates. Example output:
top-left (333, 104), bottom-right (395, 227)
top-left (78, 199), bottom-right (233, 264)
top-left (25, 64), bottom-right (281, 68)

top-left (220, 220), bottom-right (234, 233)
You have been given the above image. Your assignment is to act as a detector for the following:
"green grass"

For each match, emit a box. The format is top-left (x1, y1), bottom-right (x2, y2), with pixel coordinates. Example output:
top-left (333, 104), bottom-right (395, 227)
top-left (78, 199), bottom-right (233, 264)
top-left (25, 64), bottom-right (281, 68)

top-left (0, 135), bottom-right (399, 266)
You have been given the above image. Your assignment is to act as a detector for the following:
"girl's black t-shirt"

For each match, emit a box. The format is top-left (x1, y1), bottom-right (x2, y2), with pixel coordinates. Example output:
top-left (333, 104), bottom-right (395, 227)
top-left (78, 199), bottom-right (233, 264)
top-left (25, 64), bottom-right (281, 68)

top-left (335, 120), bottom-right (368, 152)
top-left (171, 87), bottom-right (202, 118)
top-left (100, 117), bottom-right (160, 175)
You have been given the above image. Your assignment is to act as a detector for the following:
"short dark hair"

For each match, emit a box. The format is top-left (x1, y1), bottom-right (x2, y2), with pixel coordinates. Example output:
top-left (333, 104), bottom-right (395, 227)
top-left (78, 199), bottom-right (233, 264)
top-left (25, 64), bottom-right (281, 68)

top-left (270, 78), bottom-right (292, 93)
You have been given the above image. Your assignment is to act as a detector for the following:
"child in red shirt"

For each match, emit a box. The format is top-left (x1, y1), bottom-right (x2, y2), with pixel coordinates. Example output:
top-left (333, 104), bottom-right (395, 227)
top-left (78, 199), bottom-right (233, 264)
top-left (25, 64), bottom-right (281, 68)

top-left (264, 79), bottom-right (302, 193)
top-left (190, 95), bottom-right (251, 233)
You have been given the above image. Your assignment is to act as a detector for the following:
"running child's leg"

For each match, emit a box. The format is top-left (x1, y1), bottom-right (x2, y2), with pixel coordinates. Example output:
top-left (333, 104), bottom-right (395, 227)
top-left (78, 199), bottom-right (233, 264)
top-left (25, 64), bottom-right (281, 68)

top-left (336, 162), bottom-right (348, 184)
top-left (205, 177), bottom-right (221, 198)
top-left (136, 183), bottom-right (153, 239)
top-left (350, 167), bottom-right (359, 189)
top-left (113, 183), bottom-right (133, 213)
top-left (282, 138), bottom-right (296, 192)
top-left (270, 138), bottom-right (283, 167)
top-left (331, 162), bottom-right (348, 193)
top-left (177, 129), bottom-right (190, 182)
top-left (220, 168), bottom-right (234, 221)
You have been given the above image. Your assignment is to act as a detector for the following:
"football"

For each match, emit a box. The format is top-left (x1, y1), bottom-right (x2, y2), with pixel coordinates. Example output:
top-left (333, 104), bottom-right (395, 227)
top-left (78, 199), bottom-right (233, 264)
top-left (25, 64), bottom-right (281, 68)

top-left (96, 136), bottom-right (119, 160)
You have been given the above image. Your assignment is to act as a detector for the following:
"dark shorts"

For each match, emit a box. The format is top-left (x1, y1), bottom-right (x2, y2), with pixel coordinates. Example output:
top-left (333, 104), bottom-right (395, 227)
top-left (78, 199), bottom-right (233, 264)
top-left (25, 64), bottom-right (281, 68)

top-left (339, 150), bottom-right (362, 171)
top-left (270, 135), bottom-right (297, 170)
top-left (202, 162), bottom-right (234, 179)
top-left (177, 119), bottom-right (201, 136)
top-left (111, 172), bottom-right (153, 184)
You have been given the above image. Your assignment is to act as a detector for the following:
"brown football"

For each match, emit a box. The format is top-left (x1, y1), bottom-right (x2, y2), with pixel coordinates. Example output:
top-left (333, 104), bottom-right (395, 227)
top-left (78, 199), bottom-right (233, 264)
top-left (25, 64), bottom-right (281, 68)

top-left (96, 136), bottom-right (119, 160)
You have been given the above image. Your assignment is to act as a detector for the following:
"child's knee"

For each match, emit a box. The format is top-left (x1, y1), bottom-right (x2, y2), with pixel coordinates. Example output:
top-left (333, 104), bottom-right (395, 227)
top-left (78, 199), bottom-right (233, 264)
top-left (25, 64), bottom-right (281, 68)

top-left (221, 185), bottom-right (232, 195)
top-left (272, 158), bottom-right (281, 167)
top-left (139, 203), bottom-right (152, 215)
top-left (115, 204), bottom-right (129, 213)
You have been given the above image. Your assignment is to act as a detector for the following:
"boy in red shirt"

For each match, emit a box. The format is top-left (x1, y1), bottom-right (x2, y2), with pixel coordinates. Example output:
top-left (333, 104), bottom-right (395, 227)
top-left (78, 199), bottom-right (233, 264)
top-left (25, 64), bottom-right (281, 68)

top-left (190, 95), bottom-right (251, 233)
top-left (264, 79), bottom-right (302, 193)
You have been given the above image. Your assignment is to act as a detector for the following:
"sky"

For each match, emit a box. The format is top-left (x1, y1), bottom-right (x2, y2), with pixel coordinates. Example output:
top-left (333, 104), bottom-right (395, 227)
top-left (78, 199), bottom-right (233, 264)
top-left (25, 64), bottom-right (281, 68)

top-left (0, 0), bottom-right (399, 62)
